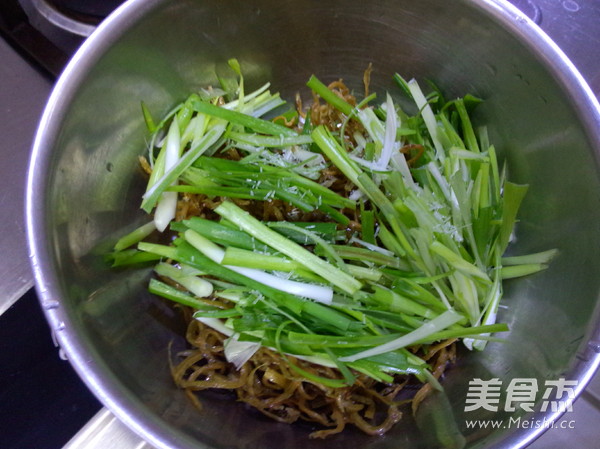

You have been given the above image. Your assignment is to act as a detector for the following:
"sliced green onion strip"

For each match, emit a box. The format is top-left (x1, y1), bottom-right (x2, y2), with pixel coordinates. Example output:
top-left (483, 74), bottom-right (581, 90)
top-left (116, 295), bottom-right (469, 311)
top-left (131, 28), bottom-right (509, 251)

top-left (184, 229), bottom-right (334, 304)
top-left (192, 100), bottom-right (297, 137)
top-left (214, 201), bottom-right (362, 295)
top-left (339, 310), bottom-right (464, 362)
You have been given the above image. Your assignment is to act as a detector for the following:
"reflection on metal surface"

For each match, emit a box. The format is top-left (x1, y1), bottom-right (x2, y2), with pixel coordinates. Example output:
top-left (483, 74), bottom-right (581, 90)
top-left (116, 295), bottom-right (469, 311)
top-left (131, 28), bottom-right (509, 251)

top-left (18, 0), bottom-right (88, 54)
top-left (0, 37), bottom-right (51, 315)
top-left (63, 408), bottom-right (154, 449)
top-left (28, 0), bottom-right (96, 36)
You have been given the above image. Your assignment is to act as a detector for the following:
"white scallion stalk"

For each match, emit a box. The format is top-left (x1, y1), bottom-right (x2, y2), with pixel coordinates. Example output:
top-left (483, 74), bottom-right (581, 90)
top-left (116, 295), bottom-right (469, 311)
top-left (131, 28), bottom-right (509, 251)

top-left (339, 310), bottom-right (464, 362)
top-left (290, 147), bottom-right (326, 167)
top-left (214, 289), bottom-right (243, 303)
top-left (186, 114), bottom-right (208, 149)
top-left (154, 117), bottom-right (181, 232)
top-left (222, 82), bottom-right (271, 110)
top-left (390, 151), bottom-right (417, 191)
top-left (195, 316), bottom-right (234, 337)
top-left (231, 266), bottom-right (333, 304)
top-left (357, 108), bottom-right (385, 143)
top-left (375, 93), bottom-right (398, 171)
top-left (466, 260), bottom-right (503, 350)
top-left (346, 265), bottom-right (382, 282)
top-left (426, 162), bottom-right (460, 211)
top-left (224, 334), bottom-right (262, 369)
top-left (448, 271), bottom-right (480, 325)
top-left (449, 147), bottom-right (490, 161)
top-left (408, 79), bottom-right (445, 162)
top-left (349, 155), bottom-right (388, 171)
top-left (294, 354), bottom-right (337, 368)
top-left (501, 249), bottom-right (559, 266)
top-left (184, 229), bottom-right (334, 304)
top-left (430, 241), bottom-right (490, 282)
top-left (184, 229), bottom-right (227, 263)
top-left (250, 95), bottom-right (286, 118)
top-left (154, 262), bottom-right (213, 298)
top-left (349, 236), bottom-right (395, 257)
top-left (177, 263), bottom-right (206, 277)
top-left (154, 192), bottom-right (178, 233)
top-left (113, 220), bottom-right (156, 251)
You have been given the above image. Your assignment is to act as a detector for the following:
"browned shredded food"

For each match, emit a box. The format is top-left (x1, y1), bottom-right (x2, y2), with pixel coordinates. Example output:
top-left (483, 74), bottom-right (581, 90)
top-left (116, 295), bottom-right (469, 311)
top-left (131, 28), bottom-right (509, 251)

top-left (156, 70), bottom-right (453, 438)
top-left (172, 318), bottom-right (456, 438)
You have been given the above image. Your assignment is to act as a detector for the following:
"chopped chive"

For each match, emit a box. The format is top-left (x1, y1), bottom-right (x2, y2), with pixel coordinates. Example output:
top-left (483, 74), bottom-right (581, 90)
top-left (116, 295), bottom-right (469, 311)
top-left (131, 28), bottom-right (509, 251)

top-left (360, 204), bottom-right (376, 245)
top-left (154, 262), bottom-right (213, 298)
top-left (192, 100), bottom-right (297, 137)
top-left (141, 102), bottom-right (156, 133)
top-left (430, 241), bottom-right (491, 282)
top-left (228, 131), bottom-right (313, 147)
top-left (306, 75), bottom-right (354, 116)
top-left (498, 182), bottom-right (529, 253)
top-left (500, 263), bottom-right (548, 279)
top-left (221, 247), bottom-right (301, 272)
top-left (149, 278), bottom-right (210, 308)
top-left (113, 221), bottom-right (156, 251)
top-left (501, 249), bottom-right (559, 266)
top-left (107, 249), bottom-right (162, 267)
top-left (339, 310), bottom-right (465, 362)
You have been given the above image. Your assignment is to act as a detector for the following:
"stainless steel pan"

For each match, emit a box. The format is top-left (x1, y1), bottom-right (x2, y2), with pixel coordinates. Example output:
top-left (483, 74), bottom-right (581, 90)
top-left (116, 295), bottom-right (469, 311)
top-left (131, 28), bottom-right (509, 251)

top-left (26, 0), bottom-right (600, 448)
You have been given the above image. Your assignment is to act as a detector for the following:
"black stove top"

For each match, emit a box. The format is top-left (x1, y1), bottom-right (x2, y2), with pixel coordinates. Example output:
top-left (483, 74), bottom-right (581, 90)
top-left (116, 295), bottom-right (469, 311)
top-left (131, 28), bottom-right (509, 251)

top-left (0, 289), bottom-right (101, 449)
top-left (0, 0), bottom-right (122, 77)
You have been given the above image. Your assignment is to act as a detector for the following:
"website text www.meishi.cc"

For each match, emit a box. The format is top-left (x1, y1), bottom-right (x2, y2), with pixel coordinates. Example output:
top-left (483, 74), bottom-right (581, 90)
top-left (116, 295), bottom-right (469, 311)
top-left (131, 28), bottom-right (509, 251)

top-left (465, 416), bottom-right (576, 430)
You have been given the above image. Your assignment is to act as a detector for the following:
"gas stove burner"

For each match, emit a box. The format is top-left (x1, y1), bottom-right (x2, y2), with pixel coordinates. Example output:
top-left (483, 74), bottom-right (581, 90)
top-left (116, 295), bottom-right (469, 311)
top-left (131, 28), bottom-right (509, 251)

top-left (21, 0), bottom-right (95, 39)
top-left (45, 0), bottom-right (123, 24)
top-left (17, 0), bottom-right (124, 57)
